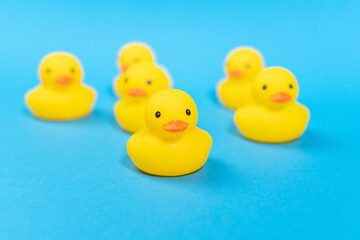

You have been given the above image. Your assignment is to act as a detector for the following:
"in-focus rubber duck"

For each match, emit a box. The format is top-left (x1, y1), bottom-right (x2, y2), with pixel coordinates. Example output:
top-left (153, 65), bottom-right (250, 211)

top-left (113, 42), bottom-right (155, 97)
top-left (127, 89), bottom-right (212, 176)
top-left (234, 67), bottom-right (310, 143)
top-left (114, 62), bottom-right (171, 133)
top-left (217, 47), bottom-right (264, 110)
top-left (25, 52), bottom-right (96, 120)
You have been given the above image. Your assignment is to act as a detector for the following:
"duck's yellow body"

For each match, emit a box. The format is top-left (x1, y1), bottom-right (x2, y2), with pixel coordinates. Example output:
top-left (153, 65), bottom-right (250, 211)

top-left (114, 100), bottom-right (147, 133)
top-left (217, 47), bottom-right (264, 110)
top-left (234, 67), bottom-right (310, 143)
top-left (27, 85), bottom-right (95, 120)
top-left (114, 62), bottom-right (170, 133)
top-left (218, 78), bottom-right (254, 109)
top-left (25, 52), bottom-right (96, 121)
top-left (235, 104), bottom-right (309, 143)
top-left (127, 89), bottom-right (212, 176)
top-left (128, 127), bottom-right (212, 176)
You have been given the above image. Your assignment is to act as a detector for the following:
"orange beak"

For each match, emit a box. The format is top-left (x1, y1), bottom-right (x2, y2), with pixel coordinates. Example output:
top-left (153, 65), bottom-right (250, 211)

top-left (55, 76), bottom-right (73, 85)
top-left (229, 70), bottom-right (245, 78)
top-left (122, 64), bottom-right (130, 72)
top-left (162, 120), bottom-right (189, 133)
top-left (128, 88), bottom-right (147, 97)
top-left (270, 92), bottom-right (292, 103)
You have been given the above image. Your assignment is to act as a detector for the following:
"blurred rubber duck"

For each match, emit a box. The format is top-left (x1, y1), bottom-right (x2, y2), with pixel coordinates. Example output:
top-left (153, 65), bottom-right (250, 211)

top-left (118, 42), bottom-right (155, 72)
top-left (25, 52), bottom-right (96, 120)
top-left (113, 42), bottom-right (155, 97)
top-left (127, 89), bottom-right (212, 176)
top-left (217, 47), bottom-right (264, 109)
top-left (114, 62), bottom-right (171, 133)
top-left (234, 67), bottom-right (310, 143)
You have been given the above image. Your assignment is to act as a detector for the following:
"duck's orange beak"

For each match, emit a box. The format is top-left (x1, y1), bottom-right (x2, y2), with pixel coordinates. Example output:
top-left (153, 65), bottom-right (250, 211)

top-left (162, 120), bottom-right (188, 133)
top-left (55, 76), bottom-right (73, 85)
top-left (229, 70), bottom-right (245, 78)
top-left (121, 64), bottom-right (130, 72)
top-left (128, 88), bottom-right (147, 97)
top-left (270, 92), bottom-right (292, 103)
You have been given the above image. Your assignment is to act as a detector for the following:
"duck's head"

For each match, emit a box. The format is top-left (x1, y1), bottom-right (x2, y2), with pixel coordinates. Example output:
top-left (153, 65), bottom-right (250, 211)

top-left (39, 52), bottom-right (83, 90)
top-left (145, 89), bottom-right (198, 140)
top-left (118, 42), bottom-right (154, 72)
top-left (118, 62), bottom-right (170, 101)
top-left (225, 47), bottom-right (263, 79)
top-left (252, 67), bottom-right (299, 109)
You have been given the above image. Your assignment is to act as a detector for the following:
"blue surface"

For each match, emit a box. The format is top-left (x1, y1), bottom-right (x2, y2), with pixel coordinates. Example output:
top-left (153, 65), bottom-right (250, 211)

top-left (1, 0), bottom-right (359, 239)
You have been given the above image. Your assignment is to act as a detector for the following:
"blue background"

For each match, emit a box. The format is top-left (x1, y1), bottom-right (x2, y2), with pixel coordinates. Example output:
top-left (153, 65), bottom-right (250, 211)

top-left (0, 0), bottom-right (359, 239)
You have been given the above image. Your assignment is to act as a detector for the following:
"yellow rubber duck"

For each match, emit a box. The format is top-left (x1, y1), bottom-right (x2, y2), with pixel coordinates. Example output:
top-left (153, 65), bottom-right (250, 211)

top-left (25, 52), bottom-right (96, 120)
top-left (127, 89), bottom-right (212, 176)
top-left (217, 47), bottom-right (264, 109)
top-left (118, 42), bottom-right (155, 72)
top-left (234, 67), bottom-right (310, 143)
top-left (113, 42), bottom-right (155, 97)
top-left (114, 62), bottom-right (171, 133)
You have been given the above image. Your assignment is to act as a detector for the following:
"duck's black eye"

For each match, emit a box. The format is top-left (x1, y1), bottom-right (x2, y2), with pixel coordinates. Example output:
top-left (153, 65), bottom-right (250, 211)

top-left (124, 78), bottom-right (128, 83)
top-left (155, 111), bottom-right (161, 118)
top-left (289, 84), bottom-right (293, 89)
top-left (186, 109), bottom-right (191, 116)
top-left (246, 63), bottom-right (251, 68)
top-left (46, 68), bottom-right (51, 74)
top-left (262, 85), bottom-right (267, 90)
top-left (70, 68), bottom-right (75, 73)
top-left (146, 79), bottom-right (151, 85)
